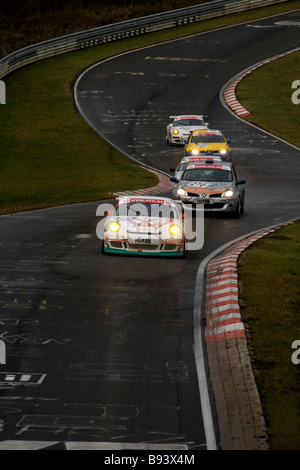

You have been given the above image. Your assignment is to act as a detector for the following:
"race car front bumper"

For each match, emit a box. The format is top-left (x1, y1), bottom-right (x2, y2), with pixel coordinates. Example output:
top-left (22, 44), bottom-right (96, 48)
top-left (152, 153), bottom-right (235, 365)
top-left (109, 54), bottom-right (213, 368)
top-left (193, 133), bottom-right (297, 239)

top-left (169, 135), bottom-right (184, 145)
top-left (103, 239), bottom-right (185, 256)
top-left (176, 195), bottom-right (239, 212)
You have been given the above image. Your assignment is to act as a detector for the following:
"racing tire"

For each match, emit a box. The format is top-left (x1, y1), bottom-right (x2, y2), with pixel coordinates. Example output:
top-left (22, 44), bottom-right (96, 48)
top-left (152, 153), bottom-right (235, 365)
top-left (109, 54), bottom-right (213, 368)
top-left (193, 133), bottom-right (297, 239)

top-left (240, 197), bottom-right (245, 215)
top-left (231, 199), bottom-right (241, 218)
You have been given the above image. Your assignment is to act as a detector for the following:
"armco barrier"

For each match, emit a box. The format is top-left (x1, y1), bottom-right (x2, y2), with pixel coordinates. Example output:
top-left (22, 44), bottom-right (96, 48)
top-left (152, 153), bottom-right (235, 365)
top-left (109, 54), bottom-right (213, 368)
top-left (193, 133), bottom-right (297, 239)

top-left (0, 0), bottom-right (290, 80)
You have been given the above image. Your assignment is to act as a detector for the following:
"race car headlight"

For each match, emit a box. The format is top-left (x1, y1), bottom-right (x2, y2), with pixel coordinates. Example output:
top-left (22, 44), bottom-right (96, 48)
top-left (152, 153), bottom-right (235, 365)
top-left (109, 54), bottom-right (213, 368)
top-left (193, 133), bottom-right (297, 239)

top-left (169, 224), bottom-right (181, 236)
top-left (191, 149), bottom-right (200, 155)
top-left (222, 189), bottom-right (234, 198)
top-left (177, 187), bottom-right (188, 197)
top-left (108, 221), bottom-right (120, 232)
top-left (220, 149), bottom-right (227, 155)
top-left (173, 129), bottom-right (179, 135)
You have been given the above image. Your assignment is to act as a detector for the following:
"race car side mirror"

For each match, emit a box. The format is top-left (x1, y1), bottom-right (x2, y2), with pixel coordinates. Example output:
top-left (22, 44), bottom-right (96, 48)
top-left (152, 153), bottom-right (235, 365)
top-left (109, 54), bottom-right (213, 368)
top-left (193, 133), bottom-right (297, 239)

top-left (227, 139), bottom-right (231, 143)
top-left (170, 177), bottom-right (179, 183)
top-left (184, 140), bottom-right (188, 144)
top-left (236, 179), bottom-right (246, 185)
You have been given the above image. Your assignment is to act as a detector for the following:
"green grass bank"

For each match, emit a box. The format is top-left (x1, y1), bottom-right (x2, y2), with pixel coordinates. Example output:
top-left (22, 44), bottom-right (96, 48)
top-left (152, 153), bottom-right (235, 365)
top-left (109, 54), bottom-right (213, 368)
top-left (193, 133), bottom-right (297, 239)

top-left (238, 221), bottom-right (300, 450)
top-left (236, 44), bottom-right (300, 449)
top-left (236, 49), bottom-right (300, 148)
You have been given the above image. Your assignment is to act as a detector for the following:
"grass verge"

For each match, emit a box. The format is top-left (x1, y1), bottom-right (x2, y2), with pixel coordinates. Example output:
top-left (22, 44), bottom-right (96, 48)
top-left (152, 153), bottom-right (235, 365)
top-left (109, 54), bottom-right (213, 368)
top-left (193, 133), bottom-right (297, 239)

top-left (0, 51), bottom-right (159, 214)
top-left (238, 221), bottom-right (300, 450)
top-left (236, 50), bottom-right (300, 148)
top-left (236, 41), bottom-right (300, 449)
top-left (1, 0), bottom-right (300, 214)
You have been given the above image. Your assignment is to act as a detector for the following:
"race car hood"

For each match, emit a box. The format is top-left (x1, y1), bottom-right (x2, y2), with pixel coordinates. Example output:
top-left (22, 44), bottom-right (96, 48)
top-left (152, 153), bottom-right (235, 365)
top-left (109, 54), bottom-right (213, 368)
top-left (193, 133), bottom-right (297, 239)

top-left (185, 143), bottom-right (229, 152)
top-left (181, 181), bottom-right (229, 195)
top-left (110, 216), bottom-right (179, 234)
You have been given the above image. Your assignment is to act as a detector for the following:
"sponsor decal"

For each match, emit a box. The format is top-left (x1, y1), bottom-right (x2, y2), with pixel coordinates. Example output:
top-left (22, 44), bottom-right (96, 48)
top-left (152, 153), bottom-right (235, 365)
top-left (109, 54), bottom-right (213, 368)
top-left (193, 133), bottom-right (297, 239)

top-left (174, 116), bottom-right (200, 120)
top-left (186, 164), bottom-right (230, 170)
top-left (192, 130), bottom-right (221, 136)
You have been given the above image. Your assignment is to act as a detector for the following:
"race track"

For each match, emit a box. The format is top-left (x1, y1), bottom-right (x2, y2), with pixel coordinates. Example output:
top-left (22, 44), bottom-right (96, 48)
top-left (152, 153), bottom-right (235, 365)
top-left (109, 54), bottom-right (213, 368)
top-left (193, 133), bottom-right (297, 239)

top-left (0, 9), bottom-right (299, 450)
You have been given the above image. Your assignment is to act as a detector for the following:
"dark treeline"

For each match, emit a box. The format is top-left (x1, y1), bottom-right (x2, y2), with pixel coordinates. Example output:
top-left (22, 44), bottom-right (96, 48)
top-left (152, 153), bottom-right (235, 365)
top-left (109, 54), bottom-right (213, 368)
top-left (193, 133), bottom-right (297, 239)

top-left (0, 0), bottom-right (212, 57)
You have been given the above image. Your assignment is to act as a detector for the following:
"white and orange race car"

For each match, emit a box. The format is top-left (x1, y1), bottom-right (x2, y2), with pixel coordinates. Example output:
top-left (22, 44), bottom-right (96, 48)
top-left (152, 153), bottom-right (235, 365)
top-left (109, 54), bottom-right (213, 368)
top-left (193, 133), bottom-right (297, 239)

top-left (166, 115), bottom-right (209, 146)
top-left (102, 196), bottom-right (187, 257)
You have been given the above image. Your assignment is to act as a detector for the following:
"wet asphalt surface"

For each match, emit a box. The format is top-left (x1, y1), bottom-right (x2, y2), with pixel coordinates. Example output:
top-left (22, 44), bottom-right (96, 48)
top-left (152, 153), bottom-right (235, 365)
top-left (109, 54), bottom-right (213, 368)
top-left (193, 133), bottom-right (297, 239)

top-left (0, 10), bottom-right (299, 449)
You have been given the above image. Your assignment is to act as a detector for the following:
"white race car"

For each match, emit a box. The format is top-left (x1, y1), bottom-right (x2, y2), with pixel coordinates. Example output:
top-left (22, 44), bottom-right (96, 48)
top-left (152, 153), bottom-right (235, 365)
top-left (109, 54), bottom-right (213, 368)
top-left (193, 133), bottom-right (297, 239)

top-left (103, 196), bottom-right (187, 257)
top-left (166, 115), bottom-right (209, 146)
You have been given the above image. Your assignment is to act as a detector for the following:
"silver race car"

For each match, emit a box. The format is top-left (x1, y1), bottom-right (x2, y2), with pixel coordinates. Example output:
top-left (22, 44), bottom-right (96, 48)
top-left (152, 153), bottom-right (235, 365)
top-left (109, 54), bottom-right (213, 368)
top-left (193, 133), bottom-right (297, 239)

top-left (103, 196), bottom-right (187, 257)
top-left (170, 155), bottom-right (222, 181)
top-left (170, 160), bottom-right (246, 217)
top-left (166, 115), bottom-right (209, 146)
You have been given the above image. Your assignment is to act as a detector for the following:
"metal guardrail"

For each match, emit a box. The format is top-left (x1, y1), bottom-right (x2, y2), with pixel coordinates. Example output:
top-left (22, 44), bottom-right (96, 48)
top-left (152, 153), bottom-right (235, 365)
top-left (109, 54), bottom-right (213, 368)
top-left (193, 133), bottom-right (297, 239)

top-left (0, 0), bottom-right (290, 79)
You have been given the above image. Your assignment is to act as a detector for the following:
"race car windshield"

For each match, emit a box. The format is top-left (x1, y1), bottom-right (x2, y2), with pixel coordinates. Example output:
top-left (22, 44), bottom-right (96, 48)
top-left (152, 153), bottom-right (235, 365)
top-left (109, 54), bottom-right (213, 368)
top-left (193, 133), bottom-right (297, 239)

top-left (182, 168), bottom-right (233, 182)
top-left (175, 119), bottom-right (205, 127)
top-left (116, 202), bottom-right (179, 219)
top-left (191, 134), bottom-right (225, 143)
top-left (177, 162), bottom-right (189, 171)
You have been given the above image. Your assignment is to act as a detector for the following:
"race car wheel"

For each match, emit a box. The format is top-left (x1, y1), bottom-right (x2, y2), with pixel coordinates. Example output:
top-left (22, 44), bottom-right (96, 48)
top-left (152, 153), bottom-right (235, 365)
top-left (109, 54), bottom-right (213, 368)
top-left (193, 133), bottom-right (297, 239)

top-left (240, 197), bottom-right (245, 215)
top-left (231, 199), bottom-right (241, 218)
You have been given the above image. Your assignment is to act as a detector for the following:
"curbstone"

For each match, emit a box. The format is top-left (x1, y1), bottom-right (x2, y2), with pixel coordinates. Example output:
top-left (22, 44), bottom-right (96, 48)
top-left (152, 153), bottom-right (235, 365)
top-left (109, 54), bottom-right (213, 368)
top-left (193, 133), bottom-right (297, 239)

top-left (204, 219), bottom-right (299, 449)
top-left (222, 47), bottom-right (300, 118)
